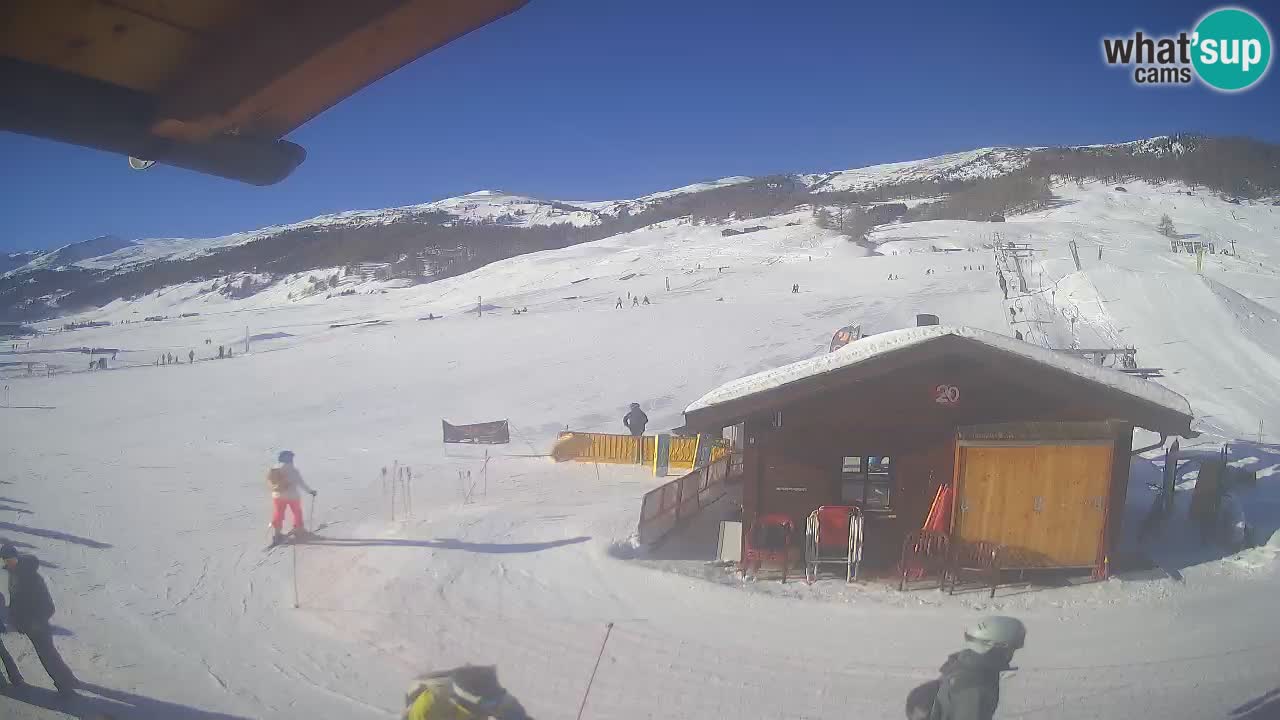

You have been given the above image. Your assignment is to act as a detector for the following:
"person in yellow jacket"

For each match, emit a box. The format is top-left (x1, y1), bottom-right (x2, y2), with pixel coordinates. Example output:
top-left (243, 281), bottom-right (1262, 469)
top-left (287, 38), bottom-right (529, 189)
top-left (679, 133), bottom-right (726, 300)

top-left (403, 666), bottom-right (530, 720)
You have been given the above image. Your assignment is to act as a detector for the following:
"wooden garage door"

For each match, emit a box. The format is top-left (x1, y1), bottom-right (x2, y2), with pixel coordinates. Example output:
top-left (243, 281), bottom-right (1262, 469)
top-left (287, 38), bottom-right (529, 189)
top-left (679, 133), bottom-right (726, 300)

top-left (954, 444), bottom-right (1113, 568)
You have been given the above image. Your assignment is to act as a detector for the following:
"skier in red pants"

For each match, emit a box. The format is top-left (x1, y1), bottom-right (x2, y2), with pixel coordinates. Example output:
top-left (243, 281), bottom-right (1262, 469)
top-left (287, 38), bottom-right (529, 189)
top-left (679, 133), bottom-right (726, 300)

top-left (268, 450), bottom-right (317, 545)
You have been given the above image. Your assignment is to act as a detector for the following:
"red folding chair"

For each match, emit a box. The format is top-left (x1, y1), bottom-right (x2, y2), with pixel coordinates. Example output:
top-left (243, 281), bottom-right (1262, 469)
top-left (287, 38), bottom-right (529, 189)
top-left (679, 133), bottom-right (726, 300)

top-left (805, 505), bottom-right (864, 583)
top-left (742, 513), bottom-right (796, 583)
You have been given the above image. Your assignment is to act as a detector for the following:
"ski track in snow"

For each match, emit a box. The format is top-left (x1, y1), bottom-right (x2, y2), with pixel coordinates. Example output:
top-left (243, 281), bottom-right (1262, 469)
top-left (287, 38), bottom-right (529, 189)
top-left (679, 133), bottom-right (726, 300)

top-left (2, 181), bottom-right (1280, 718)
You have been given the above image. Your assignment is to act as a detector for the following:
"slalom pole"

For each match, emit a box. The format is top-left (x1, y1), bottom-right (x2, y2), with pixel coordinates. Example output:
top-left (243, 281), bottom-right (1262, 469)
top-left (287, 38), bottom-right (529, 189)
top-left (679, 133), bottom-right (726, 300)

top-left (576, 622), bottom-right (614, 720)
top-left (292, 544), bottom-right (300, 609)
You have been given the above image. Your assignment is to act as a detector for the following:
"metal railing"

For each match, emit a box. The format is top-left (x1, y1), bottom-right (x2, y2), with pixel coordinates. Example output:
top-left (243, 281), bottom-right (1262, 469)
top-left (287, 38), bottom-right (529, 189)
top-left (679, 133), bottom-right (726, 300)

top-left (637, 452), bottom-right (740, 545)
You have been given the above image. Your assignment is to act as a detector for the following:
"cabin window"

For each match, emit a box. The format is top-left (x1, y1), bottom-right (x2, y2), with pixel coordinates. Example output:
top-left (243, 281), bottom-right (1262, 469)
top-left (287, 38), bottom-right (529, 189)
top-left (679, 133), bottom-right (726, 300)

top-left (841, 455), bottom-right (892, 510)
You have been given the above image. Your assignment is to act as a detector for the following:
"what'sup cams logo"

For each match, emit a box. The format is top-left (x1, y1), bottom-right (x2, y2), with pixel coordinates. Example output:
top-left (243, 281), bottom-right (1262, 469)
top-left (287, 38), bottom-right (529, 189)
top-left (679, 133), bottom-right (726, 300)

top-left (1103, 7), bottom-right (1271, 91)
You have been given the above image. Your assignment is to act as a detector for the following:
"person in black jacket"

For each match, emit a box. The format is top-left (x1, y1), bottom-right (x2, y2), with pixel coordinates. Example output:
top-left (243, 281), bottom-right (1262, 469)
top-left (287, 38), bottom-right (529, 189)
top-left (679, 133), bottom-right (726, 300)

top-left (0, 590), bottom-right (23, 688)
top-left (622, 403), bottom-right (648, 436)
top-left (915, 616), bottom-right (1025, 720)
top-left (1, 544), bottom-right (77, 698)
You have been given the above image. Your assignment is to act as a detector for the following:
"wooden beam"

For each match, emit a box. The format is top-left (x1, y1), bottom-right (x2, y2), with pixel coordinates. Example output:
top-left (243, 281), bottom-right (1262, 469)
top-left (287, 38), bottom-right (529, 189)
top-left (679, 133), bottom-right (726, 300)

top-left (151, 0), bottom-right (527, 142)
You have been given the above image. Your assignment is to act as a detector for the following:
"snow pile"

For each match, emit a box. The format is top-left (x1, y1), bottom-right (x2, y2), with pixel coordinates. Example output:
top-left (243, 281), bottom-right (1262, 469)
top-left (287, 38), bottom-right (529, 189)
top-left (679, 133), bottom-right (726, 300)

top-left (685, 324), bottom-right (1193, 422)
top-left (1230, 528), bottom-right (1280, 570)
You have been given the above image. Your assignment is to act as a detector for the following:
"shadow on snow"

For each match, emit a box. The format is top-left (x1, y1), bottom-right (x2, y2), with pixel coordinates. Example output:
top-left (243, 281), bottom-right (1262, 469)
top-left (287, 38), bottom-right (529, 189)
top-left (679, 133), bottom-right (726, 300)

top-left (303, 535), bottom-right (590, 554)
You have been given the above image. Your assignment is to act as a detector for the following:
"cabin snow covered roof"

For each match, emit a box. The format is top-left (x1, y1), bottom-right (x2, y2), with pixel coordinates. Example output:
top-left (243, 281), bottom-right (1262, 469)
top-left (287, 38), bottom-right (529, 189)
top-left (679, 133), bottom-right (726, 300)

top-left (684, 325), bottom-right (1194, 435)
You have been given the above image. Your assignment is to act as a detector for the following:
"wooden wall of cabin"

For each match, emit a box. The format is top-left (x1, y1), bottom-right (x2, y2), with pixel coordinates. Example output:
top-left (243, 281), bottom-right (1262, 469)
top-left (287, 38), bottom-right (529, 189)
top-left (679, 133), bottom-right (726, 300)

top-left (733, 352), bottom-right (1155, 552)
top-left (740, 415), bottom-right (953, 540)
top-left (1104, 421), bottom-right (1135, 571)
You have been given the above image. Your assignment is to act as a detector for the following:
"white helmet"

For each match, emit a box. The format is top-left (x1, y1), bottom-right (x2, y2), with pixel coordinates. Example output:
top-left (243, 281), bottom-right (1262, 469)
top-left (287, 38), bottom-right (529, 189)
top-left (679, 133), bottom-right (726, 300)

top-left (963, 615), bottom-right (1026, 654)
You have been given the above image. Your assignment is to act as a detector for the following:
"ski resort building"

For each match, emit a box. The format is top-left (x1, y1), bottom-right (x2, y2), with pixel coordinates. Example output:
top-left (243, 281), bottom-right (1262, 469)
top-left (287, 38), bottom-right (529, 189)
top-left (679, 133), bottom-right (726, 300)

top-left (682, 325), bottom-right (1196, 579)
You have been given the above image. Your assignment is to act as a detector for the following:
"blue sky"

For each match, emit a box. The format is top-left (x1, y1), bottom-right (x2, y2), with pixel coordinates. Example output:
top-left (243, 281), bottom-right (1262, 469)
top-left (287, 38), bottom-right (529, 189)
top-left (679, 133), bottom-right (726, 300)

top-left (4, 0), bottom-right (1277, 251)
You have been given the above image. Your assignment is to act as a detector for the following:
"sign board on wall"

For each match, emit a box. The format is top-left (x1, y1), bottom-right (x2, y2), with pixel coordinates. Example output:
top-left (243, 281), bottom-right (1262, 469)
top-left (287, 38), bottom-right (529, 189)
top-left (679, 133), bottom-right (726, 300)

top-left (933, 384), bottom-right (961, 406)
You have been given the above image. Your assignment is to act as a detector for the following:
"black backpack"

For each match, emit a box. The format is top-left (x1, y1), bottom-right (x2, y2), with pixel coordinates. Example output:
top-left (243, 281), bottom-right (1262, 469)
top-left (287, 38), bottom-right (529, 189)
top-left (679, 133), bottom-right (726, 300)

top-left (905, 679), bottom-right (939, 720)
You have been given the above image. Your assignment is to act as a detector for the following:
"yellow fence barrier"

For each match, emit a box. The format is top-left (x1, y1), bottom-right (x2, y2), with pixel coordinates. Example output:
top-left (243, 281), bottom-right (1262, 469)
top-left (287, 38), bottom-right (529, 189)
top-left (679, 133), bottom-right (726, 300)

top-left (552, 432), bottom-right (726, 473)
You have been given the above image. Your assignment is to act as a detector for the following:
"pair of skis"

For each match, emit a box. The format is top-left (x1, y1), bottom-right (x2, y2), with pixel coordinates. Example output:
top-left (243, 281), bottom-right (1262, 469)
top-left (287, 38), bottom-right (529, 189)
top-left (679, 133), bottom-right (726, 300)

top-left (265, 522), bottom-right (332, 551)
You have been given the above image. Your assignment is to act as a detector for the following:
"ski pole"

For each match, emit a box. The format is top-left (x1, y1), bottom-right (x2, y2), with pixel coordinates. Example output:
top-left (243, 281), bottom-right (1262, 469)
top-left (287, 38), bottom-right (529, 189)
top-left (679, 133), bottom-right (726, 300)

top-left (292, 544), bottom-right (300, 609)
top-left (576, 622), bottom-right (614, 720)
top-left (309, 493), bottom-right (317, 530)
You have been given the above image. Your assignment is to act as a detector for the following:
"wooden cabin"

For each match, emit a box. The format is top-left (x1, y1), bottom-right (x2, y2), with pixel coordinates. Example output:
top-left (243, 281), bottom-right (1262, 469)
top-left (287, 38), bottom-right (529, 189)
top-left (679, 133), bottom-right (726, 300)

top-left (682, 325), bottom-right (1195, 579)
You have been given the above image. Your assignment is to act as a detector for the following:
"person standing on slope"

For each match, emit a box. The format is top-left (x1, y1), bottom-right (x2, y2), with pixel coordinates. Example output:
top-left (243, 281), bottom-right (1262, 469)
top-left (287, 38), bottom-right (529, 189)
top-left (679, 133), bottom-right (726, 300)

top-left (623, 403), bottom-right (648, 437)
top-left (1, 544), bottom-right (78, 698)
top-left (268, 450), bottom-right (317, 545)
top-left (908, 616), bottom-right (1025, 720)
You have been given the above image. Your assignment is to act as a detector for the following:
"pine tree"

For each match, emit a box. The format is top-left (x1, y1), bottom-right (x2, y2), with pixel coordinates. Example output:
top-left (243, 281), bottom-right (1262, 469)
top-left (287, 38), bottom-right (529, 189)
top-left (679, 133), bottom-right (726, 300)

top-left (1157, 213), bottom-right (1176, 238)
top-left (814, 208), bottom-right (834, 229)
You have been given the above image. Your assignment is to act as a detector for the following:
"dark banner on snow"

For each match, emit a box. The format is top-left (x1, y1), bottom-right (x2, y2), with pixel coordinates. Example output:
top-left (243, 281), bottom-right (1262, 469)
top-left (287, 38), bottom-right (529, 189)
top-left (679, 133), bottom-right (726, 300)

top-left (442, 419), bottom-right (510, 445)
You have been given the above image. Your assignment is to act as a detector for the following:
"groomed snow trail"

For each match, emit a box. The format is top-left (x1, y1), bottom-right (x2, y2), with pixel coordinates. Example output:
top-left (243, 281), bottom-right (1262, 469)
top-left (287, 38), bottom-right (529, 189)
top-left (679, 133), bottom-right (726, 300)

top-left (2, 183), bottom-right (1279, 718)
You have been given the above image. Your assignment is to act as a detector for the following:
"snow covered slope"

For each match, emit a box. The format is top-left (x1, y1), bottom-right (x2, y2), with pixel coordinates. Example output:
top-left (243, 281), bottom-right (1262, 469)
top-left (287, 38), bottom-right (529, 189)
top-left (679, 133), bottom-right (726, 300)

top-left (70, 191), bottom-right (603, 272)
top-left (8, 235), bottom-right (136, 274)
top-left (801, 147), bottom-right (1031, 193)
top-left (3, 180), bottom-right (1280, 719)
top-left (4, 145), bottom-right (1040, 275)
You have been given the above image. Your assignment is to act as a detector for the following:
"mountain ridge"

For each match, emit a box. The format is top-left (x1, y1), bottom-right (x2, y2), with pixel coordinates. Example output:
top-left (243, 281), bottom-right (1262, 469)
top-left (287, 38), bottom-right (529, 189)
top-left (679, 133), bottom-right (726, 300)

top-left (4, 133), bottom-right (1279, 323)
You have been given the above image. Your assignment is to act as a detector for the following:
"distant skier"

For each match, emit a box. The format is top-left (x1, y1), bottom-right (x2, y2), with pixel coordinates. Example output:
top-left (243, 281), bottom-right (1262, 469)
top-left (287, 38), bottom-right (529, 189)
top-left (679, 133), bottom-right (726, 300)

top-left (632, 296), bottom-right (640, 307)
top-left (623, 403), bottom-right (648, 437)
top-left (218, 345), bottom-right (225, 359)
top-left (189, 350), bottom-right (195, 364)
top-left (1, 544), bottom-right (78, 698)
top-left (906, 616), bottom-right (1025, 720)
top-left (615, 298), bottom-right (623, 309)
top-left (642, 296), bottom-right (650, 306)
top-left (402, 665), bottom-right (530, 719)
top-left (268, 450), bottom-right (317, 545)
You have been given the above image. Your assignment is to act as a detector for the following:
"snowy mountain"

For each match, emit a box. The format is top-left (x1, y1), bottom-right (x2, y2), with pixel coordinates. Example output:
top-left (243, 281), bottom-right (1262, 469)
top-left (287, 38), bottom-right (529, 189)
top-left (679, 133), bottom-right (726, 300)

top-left (4, 174), bottom-right (1280, 720)
top-left (10, 234), bottom-right (136, 274)
top-left (4, 134), bottom-right (1280, 325)
top-left (0, 249), bottom-right (39, 274)
top-left (800, 147), bottom-right (1032, 193)
top-left (1, 151), bottom-right (1038, 277)
top-left (59, 191), bottom-right (604, 273)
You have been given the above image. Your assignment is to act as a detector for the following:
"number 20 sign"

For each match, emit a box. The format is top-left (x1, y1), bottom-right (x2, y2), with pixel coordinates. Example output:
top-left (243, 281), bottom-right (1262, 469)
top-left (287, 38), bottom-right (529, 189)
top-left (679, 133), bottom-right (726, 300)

top-left (934, 384), bottom-right (961, 405)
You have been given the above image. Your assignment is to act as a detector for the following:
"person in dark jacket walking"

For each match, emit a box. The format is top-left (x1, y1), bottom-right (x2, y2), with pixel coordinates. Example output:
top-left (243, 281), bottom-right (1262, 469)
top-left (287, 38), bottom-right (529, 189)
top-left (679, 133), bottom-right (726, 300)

top-left (910, 616), bottom-right (1025, 720)
top-left (1, 544), bottom-right (77, 698)
top-left (622, 403), bottom-right (648, 436)
top-left (0, 591), bottom-right (23, 689)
